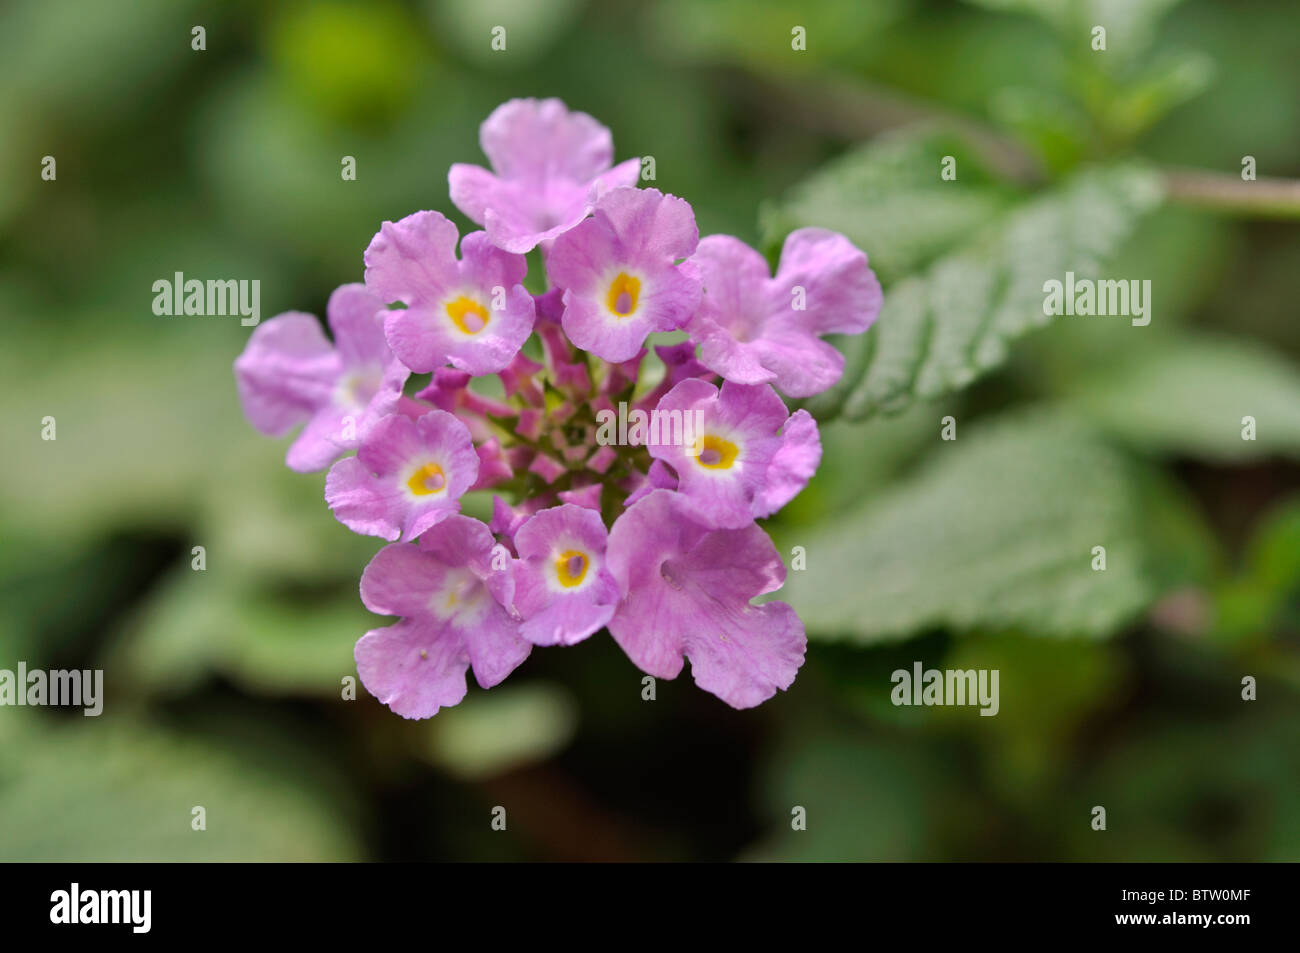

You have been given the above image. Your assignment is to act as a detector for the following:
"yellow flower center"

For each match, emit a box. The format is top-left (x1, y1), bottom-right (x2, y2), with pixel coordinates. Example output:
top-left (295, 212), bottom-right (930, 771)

top-left (554, 549), bottom-right (589, 588)
top-left (693, 434), bottom-right (739, 469)
top-left (605, 272), bottom-right (641, 317)
top-left (445, 295), bottom-right (490, 334)
top-left (407, 462), bottom-right (447, 496)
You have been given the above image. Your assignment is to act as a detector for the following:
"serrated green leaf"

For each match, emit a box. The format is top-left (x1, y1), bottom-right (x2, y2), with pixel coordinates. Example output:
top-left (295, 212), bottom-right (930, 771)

top-left (807, 164), bottom-right (1161, 421)
top-left (1017, 204), bottom-right (1233, 387)
top-left (778, 413), bottom-right (1160, 643)
top-left (775, 398), bottom-right (947, 527)
top-left (1066, 333), bottom-right (1300, 461)
top-left (761, 128), bottom-right (1017, 287)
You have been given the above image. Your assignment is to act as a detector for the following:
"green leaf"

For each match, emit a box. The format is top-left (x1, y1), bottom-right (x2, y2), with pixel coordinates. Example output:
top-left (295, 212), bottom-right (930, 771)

top-left (774, 398), bottom-right (948, 528)
top-left (1127, 465), bottom-right (1220, 592)
top-left (1105, 49), bottom-right (1214, 140)
top-left (1066, 333), bottom-right (1300, 461)
top-left (1, 318), bottom-right (391, 696)
top-left (937, 633), bottom-right (1126, 796)
top-left (1245, 496), bottom-right (1300, 595)
top-left (110, 564), bottom-right (370, 698)
top-left (778, 413), bottom-right (1160, 643)
top-left (965, 1), bottom-right (1207, 148)
top-left (0, 713), bottom-right (359, 861)
top-left (760, 128), bottom-right (1017, 287)
top-left (1210, 495), bottom-right (1300, 645)
top-left (800, 163), bottom-right (1162, 421)
top-left (1016, 204), bottom-right (1233, 388)
top-left (426, 0), bottom-right (584, 69)
top-left (423, 683), bottom-right (579, 781)
top-left (989, 87), bottom-right (1092, 173)
top-left (965, 0), bottom-right (1187, 59)
top-left (649, 0), bottom-right (909, 71)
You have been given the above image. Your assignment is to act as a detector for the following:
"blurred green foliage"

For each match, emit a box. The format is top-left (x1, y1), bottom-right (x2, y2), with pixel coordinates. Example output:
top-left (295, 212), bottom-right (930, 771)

top-left (1, 0), bottom-right (1298, 861)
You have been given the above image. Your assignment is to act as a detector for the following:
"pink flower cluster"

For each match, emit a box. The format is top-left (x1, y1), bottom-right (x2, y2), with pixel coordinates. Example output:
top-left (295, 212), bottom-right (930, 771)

top-left (234, 99), bottom-right (882, 716)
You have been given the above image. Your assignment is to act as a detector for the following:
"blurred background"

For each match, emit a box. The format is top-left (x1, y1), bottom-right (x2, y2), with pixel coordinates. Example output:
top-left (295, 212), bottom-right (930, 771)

top-left (2, 0), bottom-right (1298, 861)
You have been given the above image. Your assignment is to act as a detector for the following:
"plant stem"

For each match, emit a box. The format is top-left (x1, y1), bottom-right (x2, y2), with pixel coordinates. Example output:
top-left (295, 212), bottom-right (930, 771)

top-left (745, 68), bottom-right (1300, 222)
top-left (1161, 168), bottom-right (1300, 219)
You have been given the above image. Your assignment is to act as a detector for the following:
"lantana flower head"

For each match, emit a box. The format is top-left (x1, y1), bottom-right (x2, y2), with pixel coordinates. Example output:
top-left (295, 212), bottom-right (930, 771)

top-left (646, 378), bottom-right (822, 529)
top-left (606, 490), bottom-right (806, 709)
top-left (325, 410), bottom-right (479, 542)
top-left (449, 98), bottom-right (641, 254)
top-left (511, 503), bottom-right (620, 647)
top-left (234, 283), bottom-right (409, 472)
top-left (364, 210), bottom-right (535, 376)
top-left (548, 186), bottom-right (702, 363)
top-left (234, 98), bottom-right (882, 717)
top-left (356, 515), bottom-right (529, 719)
top-left (685, 229), bottom-right (884, 397)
